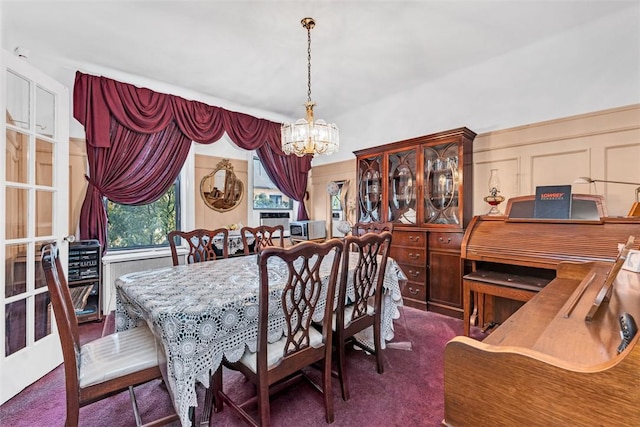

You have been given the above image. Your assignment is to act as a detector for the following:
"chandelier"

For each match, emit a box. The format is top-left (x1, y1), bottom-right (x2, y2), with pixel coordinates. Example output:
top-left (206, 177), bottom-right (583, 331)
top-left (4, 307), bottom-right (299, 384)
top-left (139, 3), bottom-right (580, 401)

top-left (281, 17), bottom-right (339, 157)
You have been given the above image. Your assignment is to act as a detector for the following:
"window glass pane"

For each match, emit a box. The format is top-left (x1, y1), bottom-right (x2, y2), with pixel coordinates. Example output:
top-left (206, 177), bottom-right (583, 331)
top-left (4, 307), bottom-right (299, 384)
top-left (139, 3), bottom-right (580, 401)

top-left (36, 85), bottom-right (55, 138)
top-left (252, 157), bottom-right (293, 210)
top-left (34, 292), bottom-right (51, 342)
top-left (107, 182), bottom-right (179, 250)
top-left (6, 70), bottom-right (30, 130)
top-left (35, 137), bottom-right (53, 186)
top-left (5, 243), bottom-right (28, 297)
top-left (6, 187), bottom-right (28, 239)
top-left (5, 299), bottom-right (27, 356)
top-left (35, 190), bottom-right (53, 236)
top-left (6, 129), bottom-right (28, 184)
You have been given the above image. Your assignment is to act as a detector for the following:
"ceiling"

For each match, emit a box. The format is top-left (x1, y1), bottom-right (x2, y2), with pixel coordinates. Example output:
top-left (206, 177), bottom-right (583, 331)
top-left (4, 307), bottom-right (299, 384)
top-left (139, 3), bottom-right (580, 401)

top-left (2, 1), bottom-right (635, 122)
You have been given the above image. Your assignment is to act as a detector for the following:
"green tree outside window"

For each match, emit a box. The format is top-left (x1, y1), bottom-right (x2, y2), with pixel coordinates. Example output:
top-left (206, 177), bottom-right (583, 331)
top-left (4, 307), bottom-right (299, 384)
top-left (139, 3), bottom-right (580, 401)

top-left (106, 182), bottom-right (179, 250)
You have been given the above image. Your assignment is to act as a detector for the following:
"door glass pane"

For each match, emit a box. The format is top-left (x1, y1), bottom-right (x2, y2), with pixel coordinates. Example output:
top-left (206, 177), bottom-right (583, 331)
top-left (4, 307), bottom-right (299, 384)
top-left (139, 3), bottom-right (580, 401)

top-left (357, 155), bottom-right (382, 223)
top-left (35, 190), bottom-right (53, 236)
top-left (388, 149), bottom-right (417, 224)
top-left (5, 129), bottom-right (28, 183)
top-left (35, 138), bottom-right (53, 186)
top-left (5, 299), bottom-right (27, 356)
top-left (6, 70), bottom-right (30, 129)
top-left (36, 86), bottom-right (55, 138)
top-left (6, 187), bottom-right (28, 239)
top-left (5, 243), bottom-right (28, 297)
top-left (34, 242), bottom-right (48, 290)
top-left (424, 143), bottom-right (460, 225)
top-left (34, 292), bottom-right (51, 342)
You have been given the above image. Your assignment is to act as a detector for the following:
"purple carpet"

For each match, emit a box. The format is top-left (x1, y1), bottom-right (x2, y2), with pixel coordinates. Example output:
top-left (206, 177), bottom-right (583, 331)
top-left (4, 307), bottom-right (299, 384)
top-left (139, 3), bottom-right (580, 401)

top-left (0, 307), bottom-right (485, 426)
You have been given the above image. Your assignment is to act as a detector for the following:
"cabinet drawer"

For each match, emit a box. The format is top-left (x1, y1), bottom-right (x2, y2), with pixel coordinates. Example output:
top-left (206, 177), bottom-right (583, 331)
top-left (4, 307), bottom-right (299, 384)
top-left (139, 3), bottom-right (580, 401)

top-left (390, 246), bottom-right (426, 266)
top-left (400, 264), bottom-right (426, 283)
top-left (392, 230), bottom-right (426, 247)
top-left (402, 281), bottom-right (426, 301)
top-left (429, 232), bottom-right (463, 250)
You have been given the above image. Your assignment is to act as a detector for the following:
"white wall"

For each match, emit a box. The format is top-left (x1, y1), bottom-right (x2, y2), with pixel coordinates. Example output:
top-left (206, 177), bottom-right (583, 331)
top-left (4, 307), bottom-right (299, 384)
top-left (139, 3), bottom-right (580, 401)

top-left (314, 5), bottom-right (640, 166)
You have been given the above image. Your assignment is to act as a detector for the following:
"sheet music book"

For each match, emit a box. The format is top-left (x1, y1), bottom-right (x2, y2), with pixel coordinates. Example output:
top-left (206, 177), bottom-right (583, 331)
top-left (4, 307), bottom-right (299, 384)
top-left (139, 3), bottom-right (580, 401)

top-left (534, 185), bottom-right (572, 219)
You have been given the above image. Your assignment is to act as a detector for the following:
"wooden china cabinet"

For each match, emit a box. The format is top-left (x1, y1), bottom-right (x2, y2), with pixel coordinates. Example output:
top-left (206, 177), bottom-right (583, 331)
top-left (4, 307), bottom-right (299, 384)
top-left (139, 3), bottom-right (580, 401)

top-left (354, 127), bottom-right (476, 318)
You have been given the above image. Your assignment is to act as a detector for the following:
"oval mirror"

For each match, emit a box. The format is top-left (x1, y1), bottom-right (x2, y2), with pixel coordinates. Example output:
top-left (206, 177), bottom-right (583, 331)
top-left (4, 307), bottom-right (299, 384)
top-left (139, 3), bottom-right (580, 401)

top-left (200, 159), bottom-right (244, 212)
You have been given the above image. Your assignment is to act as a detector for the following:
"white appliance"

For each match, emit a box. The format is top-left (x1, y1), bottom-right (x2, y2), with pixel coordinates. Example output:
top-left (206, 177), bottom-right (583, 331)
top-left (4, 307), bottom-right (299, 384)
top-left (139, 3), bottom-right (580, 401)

top-left (259, 212), bottom-right (290, 236)
top-left (289, 220), bottom-right (326, 240)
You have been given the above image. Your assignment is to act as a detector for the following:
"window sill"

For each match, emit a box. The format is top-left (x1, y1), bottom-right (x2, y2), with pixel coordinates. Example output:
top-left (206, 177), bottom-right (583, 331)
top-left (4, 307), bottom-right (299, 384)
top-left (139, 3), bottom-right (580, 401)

top-left (102, 247), bottom-right (174, 264)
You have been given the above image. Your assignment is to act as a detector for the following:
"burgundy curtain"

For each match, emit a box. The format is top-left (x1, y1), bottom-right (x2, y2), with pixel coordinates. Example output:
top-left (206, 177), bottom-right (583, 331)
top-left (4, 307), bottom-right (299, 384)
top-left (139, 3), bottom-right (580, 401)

top-left (256, 128), bottom-right (311, 220)
top-left (73, 71), bottom-right (312, 250)
top-left (80, 118), bottom-right (192, 246)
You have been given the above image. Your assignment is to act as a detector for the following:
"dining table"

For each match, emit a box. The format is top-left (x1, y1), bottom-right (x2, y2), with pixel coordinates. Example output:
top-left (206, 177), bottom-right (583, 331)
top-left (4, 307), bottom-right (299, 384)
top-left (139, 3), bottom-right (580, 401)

top-left (114, 250), bottom-right (407, 427)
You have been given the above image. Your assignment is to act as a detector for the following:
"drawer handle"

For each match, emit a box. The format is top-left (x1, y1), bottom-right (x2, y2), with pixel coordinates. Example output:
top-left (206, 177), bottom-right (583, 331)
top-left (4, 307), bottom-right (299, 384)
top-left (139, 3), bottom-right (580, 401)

top-left (409, 235), bottom-right (420, 242)
top-left (408, 269), bottom-right (420, 277)
top-left (408, 253), bottom-right (420, 260)
top-left (408, 287), bottom-right (420, 295)
top-left (438, 237), bottom-right (452, 244)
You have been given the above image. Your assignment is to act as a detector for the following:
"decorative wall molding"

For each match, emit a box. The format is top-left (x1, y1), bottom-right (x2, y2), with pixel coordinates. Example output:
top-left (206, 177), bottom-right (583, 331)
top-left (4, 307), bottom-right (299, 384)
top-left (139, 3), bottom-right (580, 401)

top-left (473, 104), bottom-right (640, 216)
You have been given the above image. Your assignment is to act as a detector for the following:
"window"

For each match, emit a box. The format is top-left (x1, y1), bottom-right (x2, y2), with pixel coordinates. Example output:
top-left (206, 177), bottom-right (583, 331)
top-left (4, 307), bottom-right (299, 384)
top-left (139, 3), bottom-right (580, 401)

top-left (252, 157), bottom-right (293, 210)
top-left (106, 178), bottom-right (181, 250)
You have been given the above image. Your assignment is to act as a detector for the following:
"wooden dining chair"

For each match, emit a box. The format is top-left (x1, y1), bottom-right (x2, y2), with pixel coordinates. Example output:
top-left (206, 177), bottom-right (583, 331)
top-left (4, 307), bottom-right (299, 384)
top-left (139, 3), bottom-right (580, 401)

top-left (334, 231), bottom-right (393, 401)
top-left (168, 228), bottom-right (229, 265)
top-left (240, 225), bottom-right (285, 255)
top-left (352, 221), bottom-right (394, 236)
top-left (41, 243), bottom-right (179, 427)
top-left (212, 238), bottom-right (344, 426)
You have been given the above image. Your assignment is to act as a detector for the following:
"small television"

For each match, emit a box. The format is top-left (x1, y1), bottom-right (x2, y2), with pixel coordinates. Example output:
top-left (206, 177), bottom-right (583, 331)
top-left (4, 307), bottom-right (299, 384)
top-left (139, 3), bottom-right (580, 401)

top-left (289, 220), bottom-right (326, 240)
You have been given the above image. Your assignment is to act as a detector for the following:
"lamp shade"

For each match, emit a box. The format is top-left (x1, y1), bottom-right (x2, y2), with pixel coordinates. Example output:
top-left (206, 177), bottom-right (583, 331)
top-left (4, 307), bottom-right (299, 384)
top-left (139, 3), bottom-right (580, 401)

top-left (573, 177), bottom-right (594, 184)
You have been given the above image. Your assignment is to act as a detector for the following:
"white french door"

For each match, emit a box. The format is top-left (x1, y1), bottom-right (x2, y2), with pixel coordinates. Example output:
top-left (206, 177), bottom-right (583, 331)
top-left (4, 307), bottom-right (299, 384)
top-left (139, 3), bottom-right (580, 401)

top-left (1, 49), bottom-right (69, 404)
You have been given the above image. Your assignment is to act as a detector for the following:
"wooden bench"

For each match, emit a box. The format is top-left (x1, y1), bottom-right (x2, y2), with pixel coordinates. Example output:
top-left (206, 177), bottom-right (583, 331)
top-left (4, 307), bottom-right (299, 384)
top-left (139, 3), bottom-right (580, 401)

top-left (462, 270), bottom-right (551, 336)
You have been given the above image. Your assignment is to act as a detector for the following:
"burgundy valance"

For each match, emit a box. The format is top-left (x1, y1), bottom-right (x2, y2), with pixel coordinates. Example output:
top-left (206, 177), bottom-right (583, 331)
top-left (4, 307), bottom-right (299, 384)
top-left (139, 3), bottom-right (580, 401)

top-left (73, 71), bottom-right (311, 251)
top-left (74, 71), bottom-right (274, 148)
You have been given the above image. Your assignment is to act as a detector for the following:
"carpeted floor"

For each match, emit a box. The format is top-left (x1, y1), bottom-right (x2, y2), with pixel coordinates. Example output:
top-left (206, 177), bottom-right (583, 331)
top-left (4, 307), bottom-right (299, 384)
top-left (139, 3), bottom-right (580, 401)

top-left (0, 307), bottom-right (485, 427)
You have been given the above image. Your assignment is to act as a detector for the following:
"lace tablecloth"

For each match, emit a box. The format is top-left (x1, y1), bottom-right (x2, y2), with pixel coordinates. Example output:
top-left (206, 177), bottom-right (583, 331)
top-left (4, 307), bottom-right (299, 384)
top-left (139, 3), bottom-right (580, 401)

top-left (212, 231), bottom-right (253, 255)
top-left (115, 252), bottom-right (405, 426)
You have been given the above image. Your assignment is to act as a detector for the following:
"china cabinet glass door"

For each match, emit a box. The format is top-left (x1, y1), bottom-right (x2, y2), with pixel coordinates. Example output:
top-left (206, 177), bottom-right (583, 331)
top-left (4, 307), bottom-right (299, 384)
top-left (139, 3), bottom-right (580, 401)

top-left (388, 148), bottom-right (417, 224)
top-left (357, 155), bottom-right (383, 222)
top-left (423, 143), bottom-right (460, 224)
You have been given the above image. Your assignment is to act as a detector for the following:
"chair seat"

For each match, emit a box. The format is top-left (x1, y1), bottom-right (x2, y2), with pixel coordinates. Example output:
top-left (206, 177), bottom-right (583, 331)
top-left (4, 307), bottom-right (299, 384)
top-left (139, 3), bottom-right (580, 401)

top-left (239, 328), bottom-right (324, 373)
top-left (79, 325), bottom-right (160, 387)
top-left (332, 304), bottom-right (374, 331)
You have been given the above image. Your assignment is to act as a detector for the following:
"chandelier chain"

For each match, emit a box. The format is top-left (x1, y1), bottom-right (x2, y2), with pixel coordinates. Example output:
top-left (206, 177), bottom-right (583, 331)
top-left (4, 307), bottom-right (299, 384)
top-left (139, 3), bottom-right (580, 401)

top-left (281, 17), bottom-right (338, 157)
top-left (307, 25), bottom-right (312, 104)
